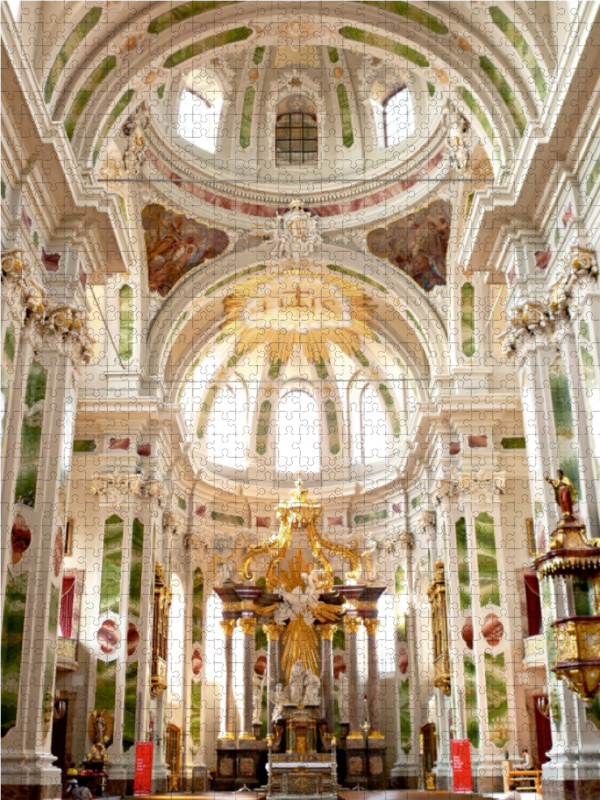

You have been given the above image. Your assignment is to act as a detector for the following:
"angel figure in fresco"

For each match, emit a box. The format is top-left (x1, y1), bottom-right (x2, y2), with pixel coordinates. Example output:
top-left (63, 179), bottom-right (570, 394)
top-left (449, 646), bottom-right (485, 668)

top-left (545, 470), bottom-right (577, 520)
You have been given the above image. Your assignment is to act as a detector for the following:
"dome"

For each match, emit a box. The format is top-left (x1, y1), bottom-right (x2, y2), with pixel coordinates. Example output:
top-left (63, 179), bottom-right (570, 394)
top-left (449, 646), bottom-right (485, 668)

top-left (153, 44), bottom-right (440, 187)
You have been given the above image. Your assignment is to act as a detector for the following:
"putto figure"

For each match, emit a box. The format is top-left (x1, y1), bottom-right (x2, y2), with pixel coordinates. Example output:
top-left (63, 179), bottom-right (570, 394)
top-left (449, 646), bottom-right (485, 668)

top-left (545, 470), bottom-right (577, 520)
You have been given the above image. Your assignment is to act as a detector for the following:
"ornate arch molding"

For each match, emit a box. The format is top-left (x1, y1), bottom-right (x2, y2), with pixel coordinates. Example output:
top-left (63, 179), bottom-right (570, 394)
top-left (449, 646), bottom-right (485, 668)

top-left (145, 243), bottom-right (448, 401)
top-left (44, 3), bottom-right (552, 171)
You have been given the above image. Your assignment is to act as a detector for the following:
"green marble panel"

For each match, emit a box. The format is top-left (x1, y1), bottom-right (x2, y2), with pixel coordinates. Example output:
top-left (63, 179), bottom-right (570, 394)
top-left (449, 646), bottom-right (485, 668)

top-left (398, 679), bottom-right (412, 754)
top-left (484, 652), bottom-right (509, 748)
top-left (395, 565), bottom-right (406, 596)
top-left (157, 84), bottom-right (165, 99)
top-left (255, 624), bottom-right (267, 652)
top-left (268, 359), bottom-right (282, 380)
top-left (550, 362), bottom-right (580, 493)
top-left (458, 87), bottom-right (501, 161)
top-left (586, 695), bottom-right (600, 732)
top-left (326, 264), bottom-right (388, 293)
top-left (149, 1), bottom-right (236, 34)
top-left (587, 153), bottom-right (600, 196)
top-left (325, 399), bottom-right (340, 454)
top-left (475, 512), bottom-right (501, 607)
top-left (328, 47), bottom-right (339, 63)
top-left (15, 362), bottom-right (47, 508)
top-left (256, 399), bottom-right (271, 455)
top-left (332, 627), bottom-right (345, 651)
top-left (100, 515), bottom-right (124, 616)
top-left (427, 82), bottom-right (435, 97)
top-left (378, 384), bottom-right (401, 437)
top-left (339, 26), bottom-right (429, 68)
top-left (464, 654), bottom-right (480, 749)
top-left (64, 56), bottom-right (117, 140)
top-left (488, 6), bottom-right (546, 101)
top-left (119, 285), bottom-right (134, 362)
top-left (178, 496), bottom-right (187, 510)
top-left (45, 7), bottom-right (102, 102)
top-left (95, 660), bottom-right (117, 746)
top-left (240, 86), bottom-right (256, 149)
top-left (479, 56), bottom-right (527, 136)
top-left (354, 509), bottom-right (387, 525)
top-left (205, 264), bottom-right (268, 295)
top-left (123, 663), bottom-right (138, 752)
top-left (336, 85), bottom-right (354, 148)
top-left (192, 568), bottom-right (204, 644)
top-left (196, 384), bottom-right (219, 439)
top-left (456, 517), bottom-right (471, 611)
top-left (253, 46), bottom-right (265, 65)
top-left (1, 572), bottom-right (28, 737)
top-left (461, 282), bottom-right (476, 357)
top-left (359, 1), bottom-right (449, 34)
top-left (93, 89), bottom-right (135, 165)
top-left (500, 437), bottom-right (526, 449)
top-left (164, 26), bottom-right (252, 69)
top-left (191, 681), bottom-right (202, 744)
top-left (211, 511), bottom-right (244, 526)
top-left (129, 519), bottom-right (144, 618)
top-left (42, 585), bottom-right (60, 734)
top-left (73, 439), bottom-right (96, 452)
top-left (1, 324), bottom-right (15, 438)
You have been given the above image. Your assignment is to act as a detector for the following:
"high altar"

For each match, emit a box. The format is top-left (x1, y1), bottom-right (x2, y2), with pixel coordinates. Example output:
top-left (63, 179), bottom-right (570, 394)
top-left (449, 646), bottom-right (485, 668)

top-left (212, 480), bottom-right (387, 795)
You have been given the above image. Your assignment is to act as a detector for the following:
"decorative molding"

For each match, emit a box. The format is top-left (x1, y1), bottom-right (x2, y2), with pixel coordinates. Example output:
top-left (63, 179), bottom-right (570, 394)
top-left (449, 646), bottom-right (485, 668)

top-left (1, 251), bottom-right (93, 364)
top-left (457, 471), bottom-right (506, 501)
top-left (89, 473), bottom-right (166, 508)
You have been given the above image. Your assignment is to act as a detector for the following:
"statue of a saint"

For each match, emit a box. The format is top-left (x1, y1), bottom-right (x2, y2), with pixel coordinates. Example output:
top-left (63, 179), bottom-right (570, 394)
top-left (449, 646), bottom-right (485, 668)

top-left (545, 470), bottom-right (577, 520)
top-left (303, 669), bottom-right (321, 706)
top-left (288, 661), bottom-right (305, 705)
top-left (92, 710), bottom-right (107, 744)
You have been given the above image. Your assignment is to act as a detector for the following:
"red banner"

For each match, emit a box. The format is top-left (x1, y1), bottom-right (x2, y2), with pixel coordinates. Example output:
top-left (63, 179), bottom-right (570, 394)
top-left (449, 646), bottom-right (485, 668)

top-left (451, 739), bottom-right (473, 793)
top-left (133, 741), bottom-right (154, 795)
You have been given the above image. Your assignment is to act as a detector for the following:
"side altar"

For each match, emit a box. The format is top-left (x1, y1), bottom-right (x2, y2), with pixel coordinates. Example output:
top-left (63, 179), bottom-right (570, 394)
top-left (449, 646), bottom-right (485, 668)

top-left (209, 480), bottom-right (389, 793)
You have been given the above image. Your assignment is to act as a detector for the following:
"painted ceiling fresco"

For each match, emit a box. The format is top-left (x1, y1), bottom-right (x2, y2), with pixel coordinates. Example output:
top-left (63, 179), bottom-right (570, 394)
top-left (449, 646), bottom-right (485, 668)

top-left (366, 199), bottom-right (451, 292)
top-left (142, 204), bottom-right (229, 296)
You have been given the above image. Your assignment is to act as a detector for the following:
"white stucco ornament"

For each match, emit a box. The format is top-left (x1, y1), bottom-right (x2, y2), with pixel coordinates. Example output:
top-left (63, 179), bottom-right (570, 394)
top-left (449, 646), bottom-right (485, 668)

top-left (262, 200), bottom-right (323, 262)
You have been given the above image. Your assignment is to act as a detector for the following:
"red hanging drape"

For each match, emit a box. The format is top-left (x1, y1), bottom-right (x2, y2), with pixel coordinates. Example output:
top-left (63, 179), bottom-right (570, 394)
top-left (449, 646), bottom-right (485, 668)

top-left (59, 576), bottom-right (75, 638)
top-left (534, 700), bottom-right (552, 765)
top-left (524, 574), bottom-right (542, 637)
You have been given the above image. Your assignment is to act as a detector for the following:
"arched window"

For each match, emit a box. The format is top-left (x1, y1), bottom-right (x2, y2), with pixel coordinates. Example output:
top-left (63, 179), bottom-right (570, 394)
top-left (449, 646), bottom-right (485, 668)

top-left (275, 96), bottom-right (318, 166)
top-left (382, 86), bottom-right (415, 148)
top-left (177, 70), bottom-right (223, 153)
top-left (361, 385), bottom-right (387, 463)
top-left (276, 389), bottom-right (320, 474)
top-left (205, 384), bottom-right (246, 469)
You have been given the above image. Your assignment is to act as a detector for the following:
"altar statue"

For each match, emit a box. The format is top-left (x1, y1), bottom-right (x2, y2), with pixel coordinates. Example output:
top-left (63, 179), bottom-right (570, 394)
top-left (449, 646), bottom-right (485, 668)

top-left (545, 470), bottom-right (577, 520)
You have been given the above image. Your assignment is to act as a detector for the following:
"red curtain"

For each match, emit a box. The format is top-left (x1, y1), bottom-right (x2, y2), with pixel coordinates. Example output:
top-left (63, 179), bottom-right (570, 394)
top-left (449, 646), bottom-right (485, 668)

top-left (524, 574), bottom-right (542, 637)
top-left (59, 576), bottom-right (75, 638)
top-left (534, 700), bottom-right (552, 765)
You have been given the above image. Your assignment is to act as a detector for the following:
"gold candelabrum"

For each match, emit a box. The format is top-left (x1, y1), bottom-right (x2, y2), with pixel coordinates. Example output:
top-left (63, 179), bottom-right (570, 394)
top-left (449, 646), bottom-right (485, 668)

top-left (535, 508), bottom-right (600, 704)
top-left (427, 561), bottom-right (451, 696)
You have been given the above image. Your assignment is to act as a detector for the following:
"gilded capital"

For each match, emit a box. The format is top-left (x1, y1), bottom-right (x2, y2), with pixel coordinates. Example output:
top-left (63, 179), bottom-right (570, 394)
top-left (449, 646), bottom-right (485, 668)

top-left (263, 622), bottom-right (283, 641)
top-left (319, 624), bottom-right (337, 640)
top-left (220, 619), bottom-right (237, 636)
top-left (344, 616), bottom-right (362, 634)
top-left (239, 618), bottom-right (257, 635)
top-left (363, 619), bottom-right (381, 635)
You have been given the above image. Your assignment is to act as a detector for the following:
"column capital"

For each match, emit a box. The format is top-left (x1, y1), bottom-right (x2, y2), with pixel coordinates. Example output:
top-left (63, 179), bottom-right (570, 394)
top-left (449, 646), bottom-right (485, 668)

top-left (363, 619), bottom-right (380, 635)
top-left (344, 616), bottom-right (362, 634)
top-left (89, 473), bottom-right (166, 509)
top-left (220, 619), bottom-right (237, 636)
top-left (239, 618), bottom-right (256, 635)
top-left (499, 298), bottom-right (556, 366)
top-left (263, 621), bottom-right (284, 640)
top-left (2, 251), bottom-right (93, 365)
top-left (318, 623), bottom-right (337, 640)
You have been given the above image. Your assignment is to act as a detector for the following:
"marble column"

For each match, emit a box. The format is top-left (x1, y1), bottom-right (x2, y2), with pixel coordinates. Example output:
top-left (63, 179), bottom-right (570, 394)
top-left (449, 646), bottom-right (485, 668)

top-left (363, 619), bottom-right (381, 736)
top-left (344, 616), bottom-right (362, 738)
top-left (220, 619), bottom-right (237, 739)
top-left (263, 622), bottom-right (282, 737)
top-left (239, 617), bottom-right (257, 739)
top-left (0, 273), bottom-right (89, 800)
top-left (319, 624), bottom-right (337, 734)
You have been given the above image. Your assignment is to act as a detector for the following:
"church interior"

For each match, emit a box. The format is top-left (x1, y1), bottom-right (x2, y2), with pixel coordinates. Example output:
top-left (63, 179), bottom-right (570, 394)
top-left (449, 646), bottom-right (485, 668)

top-left (2, 2), bottom-right (600, 799)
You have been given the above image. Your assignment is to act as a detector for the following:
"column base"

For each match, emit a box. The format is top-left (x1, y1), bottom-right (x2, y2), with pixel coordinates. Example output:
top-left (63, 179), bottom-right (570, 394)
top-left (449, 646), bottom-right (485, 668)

top-left (343, 737), bottom-right (368, 789)
top-left (432, 757), bottom-right (452, 791)
top-left (1, 754), bottom-right (62, 800)
top-left (473, 752), bottom-right (505, 794)
top-left (390, 757), bottom-right (420, 790)
top-left (366, 737), bottom-right (387, 790)
top-left (542, 756), bottom-right (600, 800)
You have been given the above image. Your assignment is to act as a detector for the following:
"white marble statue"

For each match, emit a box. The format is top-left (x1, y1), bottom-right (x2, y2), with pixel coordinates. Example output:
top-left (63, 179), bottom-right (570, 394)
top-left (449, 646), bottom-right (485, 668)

top-left (278, 660), bottom-right (321, 708)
